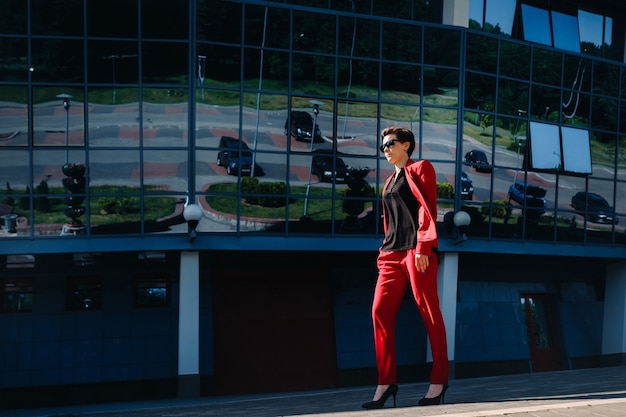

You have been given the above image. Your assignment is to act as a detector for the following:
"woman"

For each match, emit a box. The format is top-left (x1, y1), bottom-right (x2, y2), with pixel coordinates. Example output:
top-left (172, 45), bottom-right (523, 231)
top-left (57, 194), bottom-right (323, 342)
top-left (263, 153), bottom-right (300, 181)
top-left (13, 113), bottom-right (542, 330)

top-left (362, 126), bottom-right (448, 409)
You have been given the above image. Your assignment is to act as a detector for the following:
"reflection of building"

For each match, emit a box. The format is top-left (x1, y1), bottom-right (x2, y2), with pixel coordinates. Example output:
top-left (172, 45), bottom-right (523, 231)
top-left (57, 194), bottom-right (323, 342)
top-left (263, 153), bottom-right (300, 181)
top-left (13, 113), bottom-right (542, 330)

top-left (1, 0), bottom-right (626, 410)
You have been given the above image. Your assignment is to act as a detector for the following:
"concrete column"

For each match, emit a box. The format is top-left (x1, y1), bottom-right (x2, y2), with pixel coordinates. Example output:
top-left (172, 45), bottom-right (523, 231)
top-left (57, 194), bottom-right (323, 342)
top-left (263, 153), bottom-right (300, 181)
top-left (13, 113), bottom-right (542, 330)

top-left (442, 0), bottom-right (470, 28)
top-left (427, 252), bottom-right (459, 377)
top-left (602, 262), bottom-right (626, 364)
top-left (178, 251), bottom-right (200, 397)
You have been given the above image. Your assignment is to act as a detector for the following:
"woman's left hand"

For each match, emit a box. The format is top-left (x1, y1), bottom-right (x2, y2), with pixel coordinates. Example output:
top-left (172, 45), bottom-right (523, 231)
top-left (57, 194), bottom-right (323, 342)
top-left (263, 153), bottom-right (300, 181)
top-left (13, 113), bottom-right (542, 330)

top-left (415, 253), bottom-right (429, 273)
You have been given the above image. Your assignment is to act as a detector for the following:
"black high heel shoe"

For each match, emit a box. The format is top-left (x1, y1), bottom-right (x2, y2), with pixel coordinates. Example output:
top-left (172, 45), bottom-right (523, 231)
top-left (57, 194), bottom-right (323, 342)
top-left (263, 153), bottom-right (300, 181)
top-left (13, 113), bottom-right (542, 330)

top-left (418, 384), bottom-right (448, 406)
top-left (362, 384), bottom-right (398, 409)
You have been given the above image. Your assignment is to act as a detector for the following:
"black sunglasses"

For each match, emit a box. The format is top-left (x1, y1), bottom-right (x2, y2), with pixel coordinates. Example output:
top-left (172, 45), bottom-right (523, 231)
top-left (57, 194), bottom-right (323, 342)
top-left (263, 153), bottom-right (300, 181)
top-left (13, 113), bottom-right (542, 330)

top-left (380, 139), bottom-right (398, 152)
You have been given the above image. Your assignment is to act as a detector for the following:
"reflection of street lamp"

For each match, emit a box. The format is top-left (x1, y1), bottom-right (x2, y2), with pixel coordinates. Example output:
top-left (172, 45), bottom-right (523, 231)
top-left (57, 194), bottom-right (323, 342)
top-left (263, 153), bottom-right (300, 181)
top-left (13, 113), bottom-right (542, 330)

top-left (302, 100), bottom-right (324, 220)
top-left (183, 203), bottom-right (203, 242)
top-left (107, 55), bottom-right (119, 104)
top-left (197, 55), bottom-right (206, 102)
top-left (56, 93), bottom-right (73, 162)
top-left (513, 109), bottom-right (527, 184)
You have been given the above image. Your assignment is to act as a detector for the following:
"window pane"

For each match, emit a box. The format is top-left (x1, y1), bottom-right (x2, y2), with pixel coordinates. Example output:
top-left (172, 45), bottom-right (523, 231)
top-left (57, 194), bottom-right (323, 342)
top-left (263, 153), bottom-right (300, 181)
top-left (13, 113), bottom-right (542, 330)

top-left (0, 88), bottom-right (28, 146)
top-left (499, 41), bottom-right (530, 81)
top-left (552, 12), bottom-right (580, 53)
top-left (142, 1), bottom-right (187, 39)
top-left (521, 5), bottom-right (552, 47)
top-left (0, 38), bottom-right (28, 82)
top-left (562, 127), bottom-right (592, 174)
top-left (578, 10), bottom-right (604, 56)
top-left (142, 42), bottom-right (188, 84)
top-left (31, 0), bottom-right (83, 36)
top-left (466, 33), bottom-right (498, 74)
top-left (87, 0), bottom-right (138, 38)
top-left (134, 275), bottom-right (169, 307)
top-left (1, 279), bottom-right (33, 312)
top-left (339, 17), bottom-right (379, 59)
top-left (31, 39), bottom-right (84, 83)
top-left (382, 21), bottom-right (422, 63)
top-left (529, 122), bottom-right (561, 170)
top-left (484, 0), bottom-right (515, 36)
top-left (66, 276), bottom-right (102, 310)
top-left (469, 0), bottom-right (484, 29)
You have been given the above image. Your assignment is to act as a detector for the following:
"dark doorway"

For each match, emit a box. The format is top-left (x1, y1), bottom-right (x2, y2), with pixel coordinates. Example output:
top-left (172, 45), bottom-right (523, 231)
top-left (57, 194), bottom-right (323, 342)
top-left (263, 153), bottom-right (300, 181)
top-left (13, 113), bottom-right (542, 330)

top-left (520, 293), bottom-right (562, 372)
top-left (212, 268), bottom-right (337, 394)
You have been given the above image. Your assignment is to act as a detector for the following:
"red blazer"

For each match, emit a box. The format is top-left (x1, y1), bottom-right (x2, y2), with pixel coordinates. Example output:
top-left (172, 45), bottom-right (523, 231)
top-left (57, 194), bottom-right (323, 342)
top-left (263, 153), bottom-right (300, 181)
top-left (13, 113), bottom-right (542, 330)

top-left (382, 159), bottom-right (439, 255)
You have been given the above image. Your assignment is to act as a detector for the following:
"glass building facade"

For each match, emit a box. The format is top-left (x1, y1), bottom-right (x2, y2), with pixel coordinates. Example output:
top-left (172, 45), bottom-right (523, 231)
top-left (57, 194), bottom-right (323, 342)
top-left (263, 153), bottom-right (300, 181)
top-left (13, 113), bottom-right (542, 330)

top-left (2, 0), bottom-right (626, 409)
top-left (0, 0), bottom-right (625, 252)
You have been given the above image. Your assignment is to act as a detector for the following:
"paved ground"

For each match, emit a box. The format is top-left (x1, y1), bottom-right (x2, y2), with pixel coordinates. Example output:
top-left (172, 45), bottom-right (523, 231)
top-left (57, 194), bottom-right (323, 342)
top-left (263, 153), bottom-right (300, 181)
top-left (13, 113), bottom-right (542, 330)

top-left (4, 366), bottom-right (626, 417)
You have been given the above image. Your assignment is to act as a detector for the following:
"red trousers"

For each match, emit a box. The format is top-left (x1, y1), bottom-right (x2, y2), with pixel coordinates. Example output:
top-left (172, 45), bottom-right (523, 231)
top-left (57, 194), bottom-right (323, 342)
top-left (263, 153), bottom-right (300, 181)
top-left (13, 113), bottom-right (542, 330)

top-left (373, 248), bottom-right (448, 385)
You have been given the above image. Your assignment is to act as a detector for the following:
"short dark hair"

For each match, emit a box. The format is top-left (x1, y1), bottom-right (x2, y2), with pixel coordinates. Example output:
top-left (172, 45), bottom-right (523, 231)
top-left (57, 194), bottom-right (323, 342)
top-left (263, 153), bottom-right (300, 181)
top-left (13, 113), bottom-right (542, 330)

top-left (381, 125), bottom-right (415, 157)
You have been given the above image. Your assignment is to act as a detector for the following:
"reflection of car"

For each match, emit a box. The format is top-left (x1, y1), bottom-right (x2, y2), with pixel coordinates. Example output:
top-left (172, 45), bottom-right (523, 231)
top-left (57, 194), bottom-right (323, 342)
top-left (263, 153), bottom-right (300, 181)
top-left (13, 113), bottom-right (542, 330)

top-left (284, 111), bottom-right (323, 142)
top-left (508, 182), bottom-right (547, 212)
top-left (464, 149), bottom-right (492, 172)
top-left (311, 151), bottom-right (350, 183)
top-left (216, 136), bottom-right (255, 176)
top-left (571, 192), bottom-right (618, 224)
top-left (460, 171), bottom-right (474, 200)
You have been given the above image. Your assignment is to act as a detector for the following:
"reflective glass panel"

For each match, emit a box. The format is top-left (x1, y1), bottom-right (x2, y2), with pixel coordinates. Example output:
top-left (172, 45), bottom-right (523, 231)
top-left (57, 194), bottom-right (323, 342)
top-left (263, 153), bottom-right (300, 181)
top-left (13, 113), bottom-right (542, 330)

top-left (198, 0), bottom-right (242, 43)
top-left (31, 39), bottom-right (84, 83)
top-left (31, 0), bottom-right (83, 36)
top-left (484, 0), bottom-right (515, 36)
top-left (497, 79), bottom-right (529, 117)
top-left (335, 101), bottom-right (378, 157)
top-left (338, 58), bottom-right (379, 101)
top-left (244, 5), bottom-right (290, 49)
top-left (339, 17), bottom-right (379, 59)
top-left (469, 0), bottom-right (484, 29)
top-left (561, 127), bottom-right (592, 174)
top-left (142, 88), bottom-right (188, 147)
top-left (381, 62), bottom-right (422, 99)
top-left (0, 88), bottom-right (28, 146)
top-left (422, 108), bottom-right (457, 162)
top-left (382, 22), bottom-right (422, 63)
top-left (142, 42), bottom-right (188, 84)
top-left (424, 27), bottom-right (460, 67)
top-left (88, 150), bottom-right (140, 191)
top-left (0, 0), bottom-right (27, 34)
top-left (578, 10), bottom-right (604, 56)
top-left (466, 33), bottom-right (498, 74)
top-left (292, 11), bottom-right (336, 54)
top-left (33, 87), bottom-right (85, 148)
top-left (521, 5), bottom-right (552, 47)
top-left (529, 122), bottom-right (561, 171)
top-left (552, 12), bottom-right (580, 53)
top-left (142, 1), bottom-right (187, 40)
top-left (87, 41), bottom-right (139, 86)
top-left (290, 54), bottom-right (334, 96)
top-left (499, 41), bottom-right (530, 81)
top-left (87, 0), bottom-right (138, 38)
top-left (88, 89), bottom-right (140, 147)
top-left (0, 38), bottom-right (28, 82)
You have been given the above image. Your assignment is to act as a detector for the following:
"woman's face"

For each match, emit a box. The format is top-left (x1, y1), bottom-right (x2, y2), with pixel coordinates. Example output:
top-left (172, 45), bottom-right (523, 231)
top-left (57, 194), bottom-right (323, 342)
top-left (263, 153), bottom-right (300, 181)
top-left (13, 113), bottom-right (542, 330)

top-left (381, 134), bottom-right (409, 165)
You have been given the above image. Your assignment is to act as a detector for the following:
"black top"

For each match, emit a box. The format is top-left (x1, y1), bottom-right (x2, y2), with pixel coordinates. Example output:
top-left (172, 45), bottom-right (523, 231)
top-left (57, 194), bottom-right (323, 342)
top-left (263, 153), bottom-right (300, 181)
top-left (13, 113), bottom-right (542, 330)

top-left (381, 169), bottom-right (419, 252)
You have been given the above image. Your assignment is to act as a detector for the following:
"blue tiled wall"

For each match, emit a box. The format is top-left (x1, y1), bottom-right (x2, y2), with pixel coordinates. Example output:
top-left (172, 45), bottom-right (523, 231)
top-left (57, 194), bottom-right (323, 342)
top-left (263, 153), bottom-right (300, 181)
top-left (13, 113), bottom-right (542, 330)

top-left (0, 273), bottom-right (179, 389)
top-left (332, 272), bottom-right (428, 371)
top-left (455, 281), bottom-right (603, 364)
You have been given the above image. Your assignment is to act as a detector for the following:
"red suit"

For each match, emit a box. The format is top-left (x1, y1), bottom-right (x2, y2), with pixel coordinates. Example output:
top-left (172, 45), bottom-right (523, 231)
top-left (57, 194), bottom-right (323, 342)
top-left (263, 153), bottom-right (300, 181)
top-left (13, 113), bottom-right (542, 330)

top-left (373, 159), bottom-right (448, 385)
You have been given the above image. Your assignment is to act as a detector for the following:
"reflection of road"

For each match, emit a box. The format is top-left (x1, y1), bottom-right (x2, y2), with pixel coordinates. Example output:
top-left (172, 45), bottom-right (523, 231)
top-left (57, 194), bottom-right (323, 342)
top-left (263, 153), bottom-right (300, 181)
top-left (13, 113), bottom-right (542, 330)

top-left (1, 102), bottom-right (624, 226)
top-left (462, 135), bottom-right (625, 228)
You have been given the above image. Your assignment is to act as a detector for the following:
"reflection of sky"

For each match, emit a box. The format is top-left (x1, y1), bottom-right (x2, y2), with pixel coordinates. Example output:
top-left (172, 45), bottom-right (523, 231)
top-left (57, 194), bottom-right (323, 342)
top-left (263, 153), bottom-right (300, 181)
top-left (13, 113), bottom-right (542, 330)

top-left (530, 122), bottom-right (561, 170)
top-left (469, 0), bottom-right (484, 25)
top-left (604, 18), bottom-right (612, 46)
top-left (578, 10), bottom-right (603, 47)
top-left (562, 127), bottom-right (592, 174)
top-left (521, 5), bottom-right (551, 46)
top-left (485, 0), bottom-right (515, 35)
top-left (552, 12), bottom-right (580, 53)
